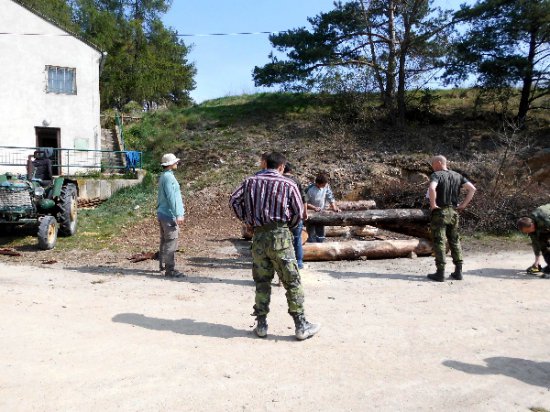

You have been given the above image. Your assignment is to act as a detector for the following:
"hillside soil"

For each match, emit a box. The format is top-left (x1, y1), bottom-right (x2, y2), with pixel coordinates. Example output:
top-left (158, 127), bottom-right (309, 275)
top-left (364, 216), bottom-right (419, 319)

top-left (1, 193), bottom-right (550, 411)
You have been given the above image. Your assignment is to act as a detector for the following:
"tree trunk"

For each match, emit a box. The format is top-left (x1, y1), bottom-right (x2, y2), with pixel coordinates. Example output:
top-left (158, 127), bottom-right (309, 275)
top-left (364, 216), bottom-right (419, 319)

top-left (307, 209), bottom-right (430, 226)
top-left (396, 9), bottom-right (411, 126)
top-left (384, 0), bottom-right (397, 111)
top-left (336, 200), bottom-right (376, 210)
top-left (359, 0), bottom-right (386, 100)
top-left (303, 239), bottom-right (432, 261)
top-left (517, 27), bottom-right (537, 127)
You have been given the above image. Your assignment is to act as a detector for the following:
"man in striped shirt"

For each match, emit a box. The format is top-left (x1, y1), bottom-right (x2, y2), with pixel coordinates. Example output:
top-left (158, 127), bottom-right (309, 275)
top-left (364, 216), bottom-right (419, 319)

top-left (230, 152), bottom-right (320, 341)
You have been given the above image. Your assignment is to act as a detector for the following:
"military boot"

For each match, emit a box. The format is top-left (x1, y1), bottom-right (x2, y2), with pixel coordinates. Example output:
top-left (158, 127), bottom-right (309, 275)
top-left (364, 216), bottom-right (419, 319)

top-left (427, 267), bottom-right (445, 282)
top-left (254, 315), bottom-right (268, 338)
top-left (543, 254), bottom-right (550, 275)
top-left (450, 263), bottom-right (463, 280)
top-left (292, 313), bottom-right (321, 341)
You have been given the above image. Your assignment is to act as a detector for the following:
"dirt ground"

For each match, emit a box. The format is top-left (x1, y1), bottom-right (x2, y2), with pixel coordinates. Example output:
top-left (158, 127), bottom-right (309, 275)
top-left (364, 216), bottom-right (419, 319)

top-left (1, 233), bottom-right (550, 411)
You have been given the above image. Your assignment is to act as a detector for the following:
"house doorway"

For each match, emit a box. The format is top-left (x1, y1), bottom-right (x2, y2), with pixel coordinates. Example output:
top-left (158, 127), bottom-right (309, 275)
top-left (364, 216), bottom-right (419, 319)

top-left (35, 127), bottom-right (60, 175)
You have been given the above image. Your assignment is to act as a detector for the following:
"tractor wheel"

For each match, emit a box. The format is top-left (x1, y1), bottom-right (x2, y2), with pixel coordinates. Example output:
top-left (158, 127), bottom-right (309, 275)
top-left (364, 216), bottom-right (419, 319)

top-left (37, 215), bottom-right (58, 250)
top-left (58, 183), bottom-right (78, 236)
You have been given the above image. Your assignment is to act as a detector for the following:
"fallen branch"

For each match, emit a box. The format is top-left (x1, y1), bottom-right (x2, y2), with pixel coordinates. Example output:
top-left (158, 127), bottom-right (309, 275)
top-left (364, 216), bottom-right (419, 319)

top-left (0, 248), bottom-right (21, 257)
top-left (128, 251), bottom-right (159, 263)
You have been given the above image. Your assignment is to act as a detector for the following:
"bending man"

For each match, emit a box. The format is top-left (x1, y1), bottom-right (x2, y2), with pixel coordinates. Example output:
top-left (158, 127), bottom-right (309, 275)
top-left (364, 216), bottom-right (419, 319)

top-left (517, 204), bottom-right (550, 275)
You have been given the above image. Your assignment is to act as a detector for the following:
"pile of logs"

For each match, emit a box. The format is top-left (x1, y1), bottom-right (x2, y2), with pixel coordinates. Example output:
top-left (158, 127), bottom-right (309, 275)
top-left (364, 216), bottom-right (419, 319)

top-left (307, 208), bottom-right (431, 239)
top-left (78, 197), bottom-right (105, 209)
top-left (304, 207), bottom-right (431, 261)
top-left (239, 200), bottom-right (432, 261)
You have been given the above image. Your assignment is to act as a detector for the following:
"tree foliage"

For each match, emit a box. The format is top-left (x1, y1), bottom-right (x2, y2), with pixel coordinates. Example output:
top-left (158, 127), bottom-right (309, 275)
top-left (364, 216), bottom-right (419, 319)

top-left (75, 0), bottom-right (196, 109)
top-left (15, 0), bottom-right (195, 110)
top-left (16, 0), bottom-right (78, 31)
top-left (253, 0), bottom-right (453, 122)
top-left (444, 0), bottom-right (550, 123)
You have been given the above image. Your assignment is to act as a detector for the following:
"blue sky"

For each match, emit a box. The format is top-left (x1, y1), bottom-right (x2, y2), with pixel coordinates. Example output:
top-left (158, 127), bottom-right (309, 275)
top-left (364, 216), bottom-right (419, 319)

top-left (163, 1), bottom-right (468, 103)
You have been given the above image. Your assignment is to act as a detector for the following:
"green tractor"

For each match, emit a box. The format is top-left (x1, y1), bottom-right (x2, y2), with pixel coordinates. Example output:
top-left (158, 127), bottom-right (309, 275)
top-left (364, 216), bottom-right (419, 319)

top-left (0, 173), bottom-right (78, 250)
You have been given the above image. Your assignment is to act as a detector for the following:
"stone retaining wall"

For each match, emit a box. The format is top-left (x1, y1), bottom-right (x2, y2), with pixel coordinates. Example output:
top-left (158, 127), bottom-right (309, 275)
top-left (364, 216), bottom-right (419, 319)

top-left (76, 171), bottom-right (145, 200)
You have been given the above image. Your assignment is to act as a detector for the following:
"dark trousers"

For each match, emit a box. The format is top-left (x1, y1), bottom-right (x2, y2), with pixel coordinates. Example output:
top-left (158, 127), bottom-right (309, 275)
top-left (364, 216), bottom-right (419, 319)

top-left (306, 223), bottom-right (326, 243)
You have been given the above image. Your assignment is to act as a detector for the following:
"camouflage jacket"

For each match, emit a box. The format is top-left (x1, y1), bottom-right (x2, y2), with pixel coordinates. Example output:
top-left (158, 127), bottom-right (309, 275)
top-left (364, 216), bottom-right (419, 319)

top-left (530, 203), bottom-right (550, 256)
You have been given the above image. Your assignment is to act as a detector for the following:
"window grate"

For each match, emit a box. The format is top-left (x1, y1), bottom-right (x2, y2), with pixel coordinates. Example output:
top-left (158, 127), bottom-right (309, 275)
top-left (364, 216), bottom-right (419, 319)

top-left (46, 66), bottom-right (77, 95)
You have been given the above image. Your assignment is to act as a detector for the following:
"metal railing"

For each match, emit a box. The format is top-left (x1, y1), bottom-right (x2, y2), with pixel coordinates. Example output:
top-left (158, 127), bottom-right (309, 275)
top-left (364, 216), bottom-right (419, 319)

top-left (0, 146), bottom-right (142, 176)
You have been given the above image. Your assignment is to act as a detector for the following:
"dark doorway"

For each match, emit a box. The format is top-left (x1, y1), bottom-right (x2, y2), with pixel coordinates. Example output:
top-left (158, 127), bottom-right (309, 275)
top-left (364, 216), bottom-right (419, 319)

top-left (35, 127), bottom-right (60, 175)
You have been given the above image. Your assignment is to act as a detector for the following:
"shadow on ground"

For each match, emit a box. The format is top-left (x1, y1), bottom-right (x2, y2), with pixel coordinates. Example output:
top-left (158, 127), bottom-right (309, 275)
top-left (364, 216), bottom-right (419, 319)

top-left (318, 269), bottom-right (427, 282)
top-left (443, 357), bottom-right (550, 389)
top-left (463, 268), bottom-right (536, 279)
top-left (317, 268), bottom-right (533, 281)
top-left (64, 265), bottom-right (254, 287)
top-left (112, 313), bottom-right (294, 341)
top-left (185, 256), bottom-right (251, 270)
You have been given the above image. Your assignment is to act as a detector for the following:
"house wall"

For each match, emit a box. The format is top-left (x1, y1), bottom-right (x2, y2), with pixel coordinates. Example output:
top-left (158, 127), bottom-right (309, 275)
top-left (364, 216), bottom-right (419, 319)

top-left (0, 0), bottom-right (102, 174)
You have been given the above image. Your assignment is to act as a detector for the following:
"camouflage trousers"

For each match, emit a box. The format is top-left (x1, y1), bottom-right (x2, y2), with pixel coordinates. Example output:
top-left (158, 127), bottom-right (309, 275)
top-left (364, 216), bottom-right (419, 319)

top-left (430, 207), bottom-right (463, 270)
top-left (251, 223), bottom-right (305, 316)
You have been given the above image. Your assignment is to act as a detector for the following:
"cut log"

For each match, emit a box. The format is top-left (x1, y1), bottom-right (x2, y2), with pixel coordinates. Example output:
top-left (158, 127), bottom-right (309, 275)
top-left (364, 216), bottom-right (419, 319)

top-left (325, 226), bottom-right (351, 237)
top-left (352, 225), bottom-right (378, 237)
top-left (307, 209), bottom-right (430, 226)
top-left (241, 224), bottom-right (254, 240)
top-left (375, 221), bottom-right (430, 240)
top-left (336, 200), bottom-right (376, 210)
top-left (303, 239), bottom-right (432, 261)
top-left (325, 225), bottom-right (379, 237)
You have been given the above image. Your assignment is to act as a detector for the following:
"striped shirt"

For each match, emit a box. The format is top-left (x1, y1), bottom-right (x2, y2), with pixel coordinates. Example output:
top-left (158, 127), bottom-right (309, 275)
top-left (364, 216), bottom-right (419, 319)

top-left (229, 169), bottom-right (304, 228)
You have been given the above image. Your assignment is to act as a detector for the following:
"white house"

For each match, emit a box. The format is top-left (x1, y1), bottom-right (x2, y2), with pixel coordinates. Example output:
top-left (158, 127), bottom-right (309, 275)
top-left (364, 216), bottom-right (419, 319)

top-left (0, 0), bottom-right (104, 174)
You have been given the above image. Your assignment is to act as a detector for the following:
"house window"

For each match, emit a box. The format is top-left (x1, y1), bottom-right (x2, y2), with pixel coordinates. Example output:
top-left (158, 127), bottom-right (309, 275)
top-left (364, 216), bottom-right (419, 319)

top-left (46, 66), bottom-right (77, 95)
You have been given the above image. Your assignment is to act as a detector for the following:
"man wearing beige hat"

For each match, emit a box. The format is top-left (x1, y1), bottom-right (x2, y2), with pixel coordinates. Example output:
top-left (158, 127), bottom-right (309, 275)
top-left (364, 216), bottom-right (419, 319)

top-left (157, 153), bottom-right (185, 278)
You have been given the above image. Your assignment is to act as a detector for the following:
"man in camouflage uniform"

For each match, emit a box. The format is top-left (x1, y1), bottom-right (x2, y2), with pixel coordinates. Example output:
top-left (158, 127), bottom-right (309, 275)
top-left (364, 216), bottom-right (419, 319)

top-left (427, 155), bottom-right (477, 282)
top-left (229, 152), bottom-right (320, 340)
top-left (517, 204), bottom-right (550, 276)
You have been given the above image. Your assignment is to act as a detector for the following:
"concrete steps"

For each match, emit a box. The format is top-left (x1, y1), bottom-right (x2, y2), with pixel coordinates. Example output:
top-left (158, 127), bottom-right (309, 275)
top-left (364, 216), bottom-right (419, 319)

top-left (100, 128), bottom-right (125, 171)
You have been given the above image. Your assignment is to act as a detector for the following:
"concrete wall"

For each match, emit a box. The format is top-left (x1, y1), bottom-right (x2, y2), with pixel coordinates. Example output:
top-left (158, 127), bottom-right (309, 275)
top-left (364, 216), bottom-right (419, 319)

top-left (76, 172), bottom-right (146, 200)
top-left (0, 0), bottom-right (102, 174)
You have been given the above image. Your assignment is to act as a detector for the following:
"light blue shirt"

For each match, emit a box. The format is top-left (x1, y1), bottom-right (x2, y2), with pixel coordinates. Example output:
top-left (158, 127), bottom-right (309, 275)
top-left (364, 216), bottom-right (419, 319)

top-left (157, 170), bottom-right (185, 221)
top-left (305, 184), bottom-right (335, 210)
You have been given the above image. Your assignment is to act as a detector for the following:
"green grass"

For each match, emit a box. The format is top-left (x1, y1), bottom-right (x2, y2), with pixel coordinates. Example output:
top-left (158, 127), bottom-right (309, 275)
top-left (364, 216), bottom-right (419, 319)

top-left (57, 173), bottom-right (157, 251)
